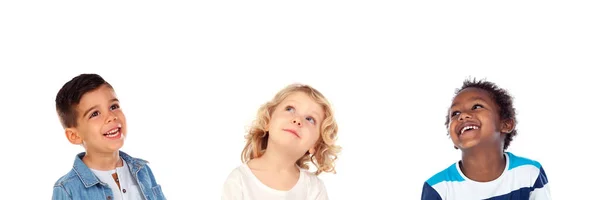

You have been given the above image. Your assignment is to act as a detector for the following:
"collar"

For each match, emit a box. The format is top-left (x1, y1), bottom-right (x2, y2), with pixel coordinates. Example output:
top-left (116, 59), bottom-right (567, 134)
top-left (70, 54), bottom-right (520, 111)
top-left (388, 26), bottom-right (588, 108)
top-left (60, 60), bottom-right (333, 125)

top-left (72, 151), bottom-right (148, 188)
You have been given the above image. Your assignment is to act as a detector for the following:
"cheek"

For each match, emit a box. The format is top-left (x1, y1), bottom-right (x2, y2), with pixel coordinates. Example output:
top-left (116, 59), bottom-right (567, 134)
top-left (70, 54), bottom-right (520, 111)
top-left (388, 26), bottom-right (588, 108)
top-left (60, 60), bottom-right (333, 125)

top-left (266, 117), bottom-right (280, 130)
top-left (305, 127), bottom-right (321, 142)
top-left (448, 121), bottom-right (458, 135)
top-left (84, 120), bottom-right (101, 130)
top-left (79, 127), bottom-right (97, 139)
top-left (482, 114), bottom-right (500, 129)
top-left (272, 112), bottom-right (290, 124)
top-left (118, 112), bottom-right (126, 121)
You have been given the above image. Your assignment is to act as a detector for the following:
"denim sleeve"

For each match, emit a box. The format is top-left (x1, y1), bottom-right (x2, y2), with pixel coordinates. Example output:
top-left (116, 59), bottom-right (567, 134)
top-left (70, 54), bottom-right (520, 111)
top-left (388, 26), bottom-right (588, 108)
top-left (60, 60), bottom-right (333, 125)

top-left (145, 164), bottom-right (160, 186)
top-left (145, 165), bottom-right (167, 199)
top-left (52, 185), bottom-right (71, 200)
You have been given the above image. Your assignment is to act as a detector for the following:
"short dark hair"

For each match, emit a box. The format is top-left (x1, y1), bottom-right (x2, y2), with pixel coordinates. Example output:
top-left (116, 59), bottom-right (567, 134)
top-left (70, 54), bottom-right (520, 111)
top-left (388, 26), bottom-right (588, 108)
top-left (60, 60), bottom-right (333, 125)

top-left (55, 74), bottom-right (112, 128)
top-left (445, 78), bottom-right (518, 150)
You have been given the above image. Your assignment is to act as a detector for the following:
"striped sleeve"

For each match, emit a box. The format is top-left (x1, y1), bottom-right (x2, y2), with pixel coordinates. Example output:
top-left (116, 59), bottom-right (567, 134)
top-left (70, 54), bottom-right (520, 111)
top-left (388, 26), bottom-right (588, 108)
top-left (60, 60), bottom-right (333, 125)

top-left (421, 182), bottom-right (442, 200)
top-left (530, 166), bottom-right (551, 200)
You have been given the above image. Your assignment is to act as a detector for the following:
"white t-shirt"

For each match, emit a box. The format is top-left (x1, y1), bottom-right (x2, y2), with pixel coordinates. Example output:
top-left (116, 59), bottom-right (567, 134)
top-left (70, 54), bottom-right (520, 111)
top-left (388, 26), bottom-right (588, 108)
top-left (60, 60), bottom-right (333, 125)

top-left (222, 163), bottom-right (329, 200)
top-left (90, 158), bottom-right (144, 200)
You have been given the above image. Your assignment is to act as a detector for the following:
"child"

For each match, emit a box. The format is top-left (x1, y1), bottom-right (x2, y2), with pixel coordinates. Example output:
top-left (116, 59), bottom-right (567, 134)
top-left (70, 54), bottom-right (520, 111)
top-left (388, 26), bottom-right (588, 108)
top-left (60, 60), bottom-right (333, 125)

top-left (421, 79), bottom-right (551, 200)
top-left (52, 74), bottom-right (166, 200)
top-left (221, 84), bottom-right (341, 200)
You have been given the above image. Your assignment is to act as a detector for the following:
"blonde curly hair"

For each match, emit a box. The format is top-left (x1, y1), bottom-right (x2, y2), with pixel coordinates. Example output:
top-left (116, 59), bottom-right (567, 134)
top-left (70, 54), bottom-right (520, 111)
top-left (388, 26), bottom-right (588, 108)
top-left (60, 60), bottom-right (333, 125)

top-left (241, 83), bottom-right (340, 175)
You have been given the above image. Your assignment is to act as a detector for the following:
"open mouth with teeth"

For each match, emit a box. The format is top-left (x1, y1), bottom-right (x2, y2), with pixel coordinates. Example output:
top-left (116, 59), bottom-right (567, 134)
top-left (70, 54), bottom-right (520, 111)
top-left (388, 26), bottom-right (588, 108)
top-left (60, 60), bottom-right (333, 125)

top-left (459, 125), bottom-right (480, 135)
top-left (103, 127), bottom-right (122, 139)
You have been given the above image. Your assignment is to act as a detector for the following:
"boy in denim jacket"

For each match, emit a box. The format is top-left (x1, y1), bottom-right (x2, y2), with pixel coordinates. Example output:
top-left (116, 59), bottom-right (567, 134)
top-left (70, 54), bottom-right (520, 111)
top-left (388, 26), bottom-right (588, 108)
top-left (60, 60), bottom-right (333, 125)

top-left (52, 74), bottom-right (166, 200)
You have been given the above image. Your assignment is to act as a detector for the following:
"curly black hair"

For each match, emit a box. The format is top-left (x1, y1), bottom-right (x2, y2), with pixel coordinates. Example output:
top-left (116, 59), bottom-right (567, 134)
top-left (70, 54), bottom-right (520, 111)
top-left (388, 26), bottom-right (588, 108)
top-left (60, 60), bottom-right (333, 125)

top-left (445, 78), bottom-right (517, 150)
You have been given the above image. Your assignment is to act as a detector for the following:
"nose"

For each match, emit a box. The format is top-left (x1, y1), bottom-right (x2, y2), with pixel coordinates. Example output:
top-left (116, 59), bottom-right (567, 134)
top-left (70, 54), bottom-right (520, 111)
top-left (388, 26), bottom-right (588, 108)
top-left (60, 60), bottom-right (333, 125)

top-left (106, 113), bottom-right (118, 123)
top-left (291, 117), bottom-right (302, 127)
top-left (458, 112), bottom-right (472, 121)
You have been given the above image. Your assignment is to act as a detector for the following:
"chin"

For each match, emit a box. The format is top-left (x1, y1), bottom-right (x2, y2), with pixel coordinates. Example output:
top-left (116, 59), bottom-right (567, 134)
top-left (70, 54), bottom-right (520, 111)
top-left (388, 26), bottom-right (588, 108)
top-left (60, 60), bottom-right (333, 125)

top-left (271, 135), bottom-right (300, 147)
top-left (106, 143), bottom-right (124, 152)
top-left (457, 140), bottom-right (481, 150)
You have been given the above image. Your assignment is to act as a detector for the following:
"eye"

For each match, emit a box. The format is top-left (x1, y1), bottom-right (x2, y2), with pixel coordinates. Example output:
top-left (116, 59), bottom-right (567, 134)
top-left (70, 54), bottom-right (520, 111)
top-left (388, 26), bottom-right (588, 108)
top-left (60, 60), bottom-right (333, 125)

top-left (89, 111), bottom-right (99, 119)
top-left (472, 104), bottom-right (483, 110)
top-left (110, 104), bottom-right (120, 110)
top-left (305, 116), bottom-right (316, 124)
top-left (451, 111), bottom-right (460, 117)
top-left (285, 106), bottom-right (295, 113)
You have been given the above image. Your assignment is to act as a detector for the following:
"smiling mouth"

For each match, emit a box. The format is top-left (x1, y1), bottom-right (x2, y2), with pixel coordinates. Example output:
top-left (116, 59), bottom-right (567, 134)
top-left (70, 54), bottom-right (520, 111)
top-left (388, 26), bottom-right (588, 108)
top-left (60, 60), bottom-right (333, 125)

top-left (460, 126), bottom-right (479, 135)
top-left (103, 127), bottom-right (122, 138)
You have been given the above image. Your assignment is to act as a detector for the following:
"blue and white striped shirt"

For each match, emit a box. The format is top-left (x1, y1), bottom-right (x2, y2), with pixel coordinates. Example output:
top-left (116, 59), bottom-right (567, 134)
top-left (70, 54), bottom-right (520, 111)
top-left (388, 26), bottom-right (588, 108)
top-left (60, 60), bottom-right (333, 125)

top-left (421, 152), bottom-right (550, 200)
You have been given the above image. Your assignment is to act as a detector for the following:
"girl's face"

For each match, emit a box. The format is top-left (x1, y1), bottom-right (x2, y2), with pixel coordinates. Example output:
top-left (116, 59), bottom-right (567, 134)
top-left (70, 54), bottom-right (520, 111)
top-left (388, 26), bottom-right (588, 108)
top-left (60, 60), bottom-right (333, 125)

top-left (267, 91), bottom-right (324, 156)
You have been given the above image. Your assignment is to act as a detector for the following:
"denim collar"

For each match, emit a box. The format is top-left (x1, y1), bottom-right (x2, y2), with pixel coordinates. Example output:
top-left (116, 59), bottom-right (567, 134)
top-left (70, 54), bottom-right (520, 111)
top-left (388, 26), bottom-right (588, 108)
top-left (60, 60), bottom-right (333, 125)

top-left (71, 151), bottom-right (148, 188)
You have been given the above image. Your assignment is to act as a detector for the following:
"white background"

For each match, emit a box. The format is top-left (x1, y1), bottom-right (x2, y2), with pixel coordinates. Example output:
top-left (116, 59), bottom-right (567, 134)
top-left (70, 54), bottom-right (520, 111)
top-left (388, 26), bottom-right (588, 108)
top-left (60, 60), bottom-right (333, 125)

top-left (1, 1), bottom-right (599, 199)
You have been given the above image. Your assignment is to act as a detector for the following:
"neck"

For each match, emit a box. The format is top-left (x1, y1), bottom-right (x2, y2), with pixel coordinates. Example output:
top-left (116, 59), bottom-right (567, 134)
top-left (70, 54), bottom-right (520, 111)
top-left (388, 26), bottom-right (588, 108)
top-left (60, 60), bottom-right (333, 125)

top-left (460, 146), bottom-right (506, 182)
top-left (82, 150), bottom-right (122, 171)
top-left (254, 143), bottom-right (300, 173)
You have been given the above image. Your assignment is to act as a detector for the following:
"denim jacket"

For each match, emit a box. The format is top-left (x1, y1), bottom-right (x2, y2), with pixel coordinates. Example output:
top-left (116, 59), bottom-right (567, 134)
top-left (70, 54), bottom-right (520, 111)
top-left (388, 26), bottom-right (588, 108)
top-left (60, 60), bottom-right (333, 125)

top-left (52, 151), bottom-right (166, 200)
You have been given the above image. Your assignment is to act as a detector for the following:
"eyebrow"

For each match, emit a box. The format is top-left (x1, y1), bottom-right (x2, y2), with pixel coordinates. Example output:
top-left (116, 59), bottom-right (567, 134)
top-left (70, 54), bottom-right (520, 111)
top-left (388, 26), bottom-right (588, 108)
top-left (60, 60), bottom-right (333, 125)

top-left (450, 97), bottom-right (487, 108)
top-left (82, 106), bottom-right (98, 118)
top-left (81, 98), bottom-right (119, 118)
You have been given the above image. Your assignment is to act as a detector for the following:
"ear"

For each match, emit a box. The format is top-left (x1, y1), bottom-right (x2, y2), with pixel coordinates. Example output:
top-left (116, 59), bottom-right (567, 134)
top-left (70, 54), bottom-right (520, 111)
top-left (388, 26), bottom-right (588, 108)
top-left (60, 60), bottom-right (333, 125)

top-left (500, 118), bottom-right (515, 134)
top-left (65, 128), bottom-right (83, 145)
top-left (264, 119), bottom-right (270, 132)
top-left (263, 126), bottom-right (270, 137)
top-left (308, 146), bottom-right (316, 155)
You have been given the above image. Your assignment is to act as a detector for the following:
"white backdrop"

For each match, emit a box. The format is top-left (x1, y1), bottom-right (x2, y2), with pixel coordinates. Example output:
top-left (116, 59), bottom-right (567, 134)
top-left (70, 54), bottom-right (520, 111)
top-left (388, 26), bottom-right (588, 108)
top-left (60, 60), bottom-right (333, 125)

top-left (1, 1), bottom-right (599, 199)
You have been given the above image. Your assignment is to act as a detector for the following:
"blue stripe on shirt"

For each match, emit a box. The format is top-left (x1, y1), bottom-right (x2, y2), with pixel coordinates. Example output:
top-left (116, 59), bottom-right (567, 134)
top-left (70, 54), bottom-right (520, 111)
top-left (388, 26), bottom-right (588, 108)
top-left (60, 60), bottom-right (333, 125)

top-left (425, 163), bottom-right (464, 186)
top-left (421, 182), bottom-right (442, 200)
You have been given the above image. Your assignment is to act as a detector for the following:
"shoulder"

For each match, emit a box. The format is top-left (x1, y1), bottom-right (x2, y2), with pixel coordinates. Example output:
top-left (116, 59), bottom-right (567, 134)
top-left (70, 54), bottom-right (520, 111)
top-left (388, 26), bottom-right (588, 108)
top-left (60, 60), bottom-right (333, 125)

top-left (300, 170), bottom-right (329, 199)
top-left (506, 152), bottom-right (543, 170)
top-left (506, 152), bottom-right (547, 178)
top-left (421, 162), bottom-right (461, 199)
top-left (302, 170), bottom-right (325, 186)
top-left (54, 168), bottom-right (79, 188)
top-left (425, 162), bottom-right (464, 187)
top-left (120, 151), bottom-right (163, 186)
top-left (53, 169), bottom-right (80, 199)
top-left (120, 151), bottom-right (153, 174)
top-left (506, 152), bottom-right (549, 186)
top-left (221, 165), bottom-right (247, 199)
top-left (223, 165), bottom-right (247, 186)
top-left (120, 151), bottom-right (150, 166)
top-left (228, 165), bottom-right (246, 178)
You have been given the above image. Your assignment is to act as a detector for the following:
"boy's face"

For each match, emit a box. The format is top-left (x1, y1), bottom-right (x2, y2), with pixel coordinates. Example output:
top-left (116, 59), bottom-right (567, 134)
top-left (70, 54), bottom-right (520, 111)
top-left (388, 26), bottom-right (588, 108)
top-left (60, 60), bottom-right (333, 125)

top-left (65, 84), bottom-right (127, 154)
top-left (447, 88), bottom-right (508, 150)
top-left (267, 91), bottom-right (324, 156)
